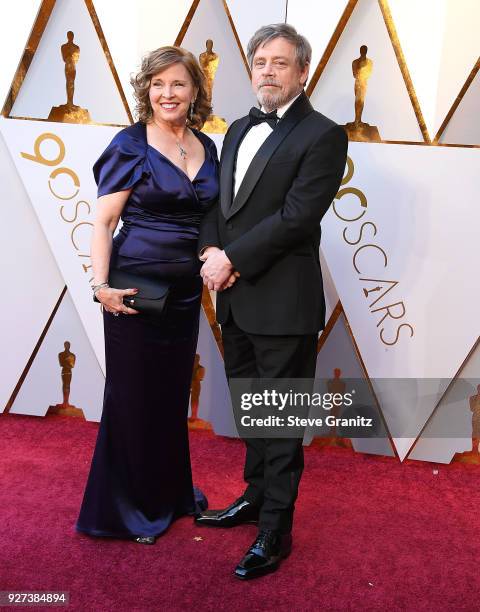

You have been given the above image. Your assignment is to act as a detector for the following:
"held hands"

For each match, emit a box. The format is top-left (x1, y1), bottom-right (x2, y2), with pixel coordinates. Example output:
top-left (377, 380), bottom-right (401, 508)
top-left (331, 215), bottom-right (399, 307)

top-left (200, 247), bottom-right (240, 291)
top-left (95, 287), bottom-right (140, 315)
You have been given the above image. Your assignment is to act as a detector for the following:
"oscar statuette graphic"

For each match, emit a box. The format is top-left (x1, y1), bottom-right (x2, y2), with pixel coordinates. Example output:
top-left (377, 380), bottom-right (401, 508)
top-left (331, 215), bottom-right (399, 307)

top-left (199, 39), bottom-right (228, 134)
top-left (188, 354), bottom-right (211, 430)
top-left (344, 45), bottom-right (381, 142)
top-left (326, 369), bottom-right (352, 448)
top-left (48, 31), bottom-right (92, 124)
top-left (47, 341), bottom-right (84, 418)
top-left (363, 285), bottom-right (382, 298)
top-left (310, 369), bottom-right (352, 450)
top-left (454, 384), bottom-right (480, 464)
top-left (470, 385), bottom-right (480, 454)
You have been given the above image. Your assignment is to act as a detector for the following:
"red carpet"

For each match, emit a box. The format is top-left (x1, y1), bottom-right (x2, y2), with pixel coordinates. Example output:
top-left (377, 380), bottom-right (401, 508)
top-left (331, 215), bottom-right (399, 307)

top-left (0, 413), bottom-right (478, 611)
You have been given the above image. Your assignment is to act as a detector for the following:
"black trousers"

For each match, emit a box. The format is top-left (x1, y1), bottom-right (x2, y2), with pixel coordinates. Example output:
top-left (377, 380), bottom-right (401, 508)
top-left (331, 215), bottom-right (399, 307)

top-left (222, 313), bottom-right (317, 534)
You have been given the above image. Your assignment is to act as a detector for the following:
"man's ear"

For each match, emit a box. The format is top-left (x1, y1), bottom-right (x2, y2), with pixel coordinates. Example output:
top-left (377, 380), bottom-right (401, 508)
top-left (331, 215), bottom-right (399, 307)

top-left (301, 62), bottom-right (310, 87)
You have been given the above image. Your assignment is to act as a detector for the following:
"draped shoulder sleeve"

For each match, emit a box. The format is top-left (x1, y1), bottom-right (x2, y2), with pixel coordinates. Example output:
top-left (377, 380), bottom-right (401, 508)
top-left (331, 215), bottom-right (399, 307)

top-left (93, 123), bottom-right (147, 197)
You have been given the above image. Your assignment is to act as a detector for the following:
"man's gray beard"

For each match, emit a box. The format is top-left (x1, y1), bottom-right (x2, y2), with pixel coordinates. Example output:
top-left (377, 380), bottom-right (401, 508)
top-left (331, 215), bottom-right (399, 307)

top-left (257, 87), bottom-right (301, 112)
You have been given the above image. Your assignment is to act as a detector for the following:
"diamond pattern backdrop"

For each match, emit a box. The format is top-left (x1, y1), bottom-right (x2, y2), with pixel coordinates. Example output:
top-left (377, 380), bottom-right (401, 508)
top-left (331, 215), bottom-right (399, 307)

top-left (1, 0), bottom-right (479, 464)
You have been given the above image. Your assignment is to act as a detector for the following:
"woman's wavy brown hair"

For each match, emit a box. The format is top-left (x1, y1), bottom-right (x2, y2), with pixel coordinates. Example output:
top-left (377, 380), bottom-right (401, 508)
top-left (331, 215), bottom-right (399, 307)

top-left (130, 46), bottom-right (211, 129)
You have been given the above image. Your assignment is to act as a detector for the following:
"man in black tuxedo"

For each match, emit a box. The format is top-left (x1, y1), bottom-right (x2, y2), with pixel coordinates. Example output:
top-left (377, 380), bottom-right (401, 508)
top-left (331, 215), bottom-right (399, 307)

top-left (196, 24), bottom-right (348, 580)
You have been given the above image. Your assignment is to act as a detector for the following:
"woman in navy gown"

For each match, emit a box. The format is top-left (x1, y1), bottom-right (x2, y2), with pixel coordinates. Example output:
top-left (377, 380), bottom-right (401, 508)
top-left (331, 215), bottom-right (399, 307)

top-left (76, 47), bottom-right (227, 544)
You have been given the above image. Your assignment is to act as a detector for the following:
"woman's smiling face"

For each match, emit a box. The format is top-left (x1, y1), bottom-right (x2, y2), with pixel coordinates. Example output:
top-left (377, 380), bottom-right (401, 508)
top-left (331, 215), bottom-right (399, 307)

top-left (148, 62), bottom-right (197, 126)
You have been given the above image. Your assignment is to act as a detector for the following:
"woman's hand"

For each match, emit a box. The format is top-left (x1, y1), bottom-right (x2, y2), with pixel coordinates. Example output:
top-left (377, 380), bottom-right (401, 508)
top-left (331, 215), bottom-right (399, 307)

top-left (96, 287), bottom-right (139, 315)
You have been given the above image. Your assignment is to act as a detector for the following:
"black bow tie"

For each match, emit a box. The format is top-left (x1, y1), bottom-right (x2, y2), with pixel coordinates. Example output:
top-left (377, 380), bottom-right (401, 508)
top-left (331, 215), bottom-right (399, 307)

top-left (248, 107), bottom-right (279, 129)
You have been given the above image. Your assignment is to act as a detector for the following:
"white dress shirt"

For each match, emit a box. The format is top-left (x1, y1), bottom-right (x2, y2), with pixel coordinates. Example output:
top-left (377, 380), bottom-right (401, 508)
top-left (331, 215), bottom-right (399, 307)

top-left (233, 93), bottom-right (302, 197)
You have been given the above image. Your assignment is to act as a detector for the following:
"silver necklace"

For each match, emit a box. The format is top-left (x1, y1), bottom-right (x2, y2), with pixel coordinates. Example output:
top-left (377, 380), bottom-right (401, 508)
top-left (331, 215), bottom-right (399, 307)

top-left (176, 141), bottom-right (187, 159)
top-left (152, 119), bottom-right (188, 159)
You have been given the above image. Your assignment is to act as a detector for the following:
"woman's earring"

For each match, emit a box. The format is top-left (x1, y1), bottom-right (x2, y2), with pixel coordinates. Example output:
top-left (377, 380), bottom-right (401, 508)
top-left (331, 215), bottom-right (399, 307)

top-left (189, 101), bottom-right (195, 121)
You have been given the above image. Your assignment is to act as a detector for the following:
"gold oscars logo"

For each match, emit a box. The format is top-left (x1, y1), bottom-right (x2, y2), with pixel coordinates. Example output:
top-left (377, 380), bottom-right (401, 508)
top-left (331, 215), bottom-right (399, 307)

top-left (48, 31), bottom-right (92, 124)
top-left (343, 45), bottom-right (381, 143)
top-left (334, 157), bottom-right (414, 346)
top-left (21, 132), bottom-right (95, 283)
top-left (199, 39), bottom-right (228, 134)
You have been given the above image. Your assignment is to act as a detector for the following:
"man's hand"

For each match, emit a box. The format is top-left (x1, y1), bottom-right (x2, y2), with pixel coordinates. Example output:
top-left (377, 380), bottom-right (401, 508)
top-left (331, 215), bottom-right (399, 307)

top-left (200, 247), bottom-right (237, 291)
top-left (199, 246), bottom-right (221, 263)
top-left (219, 271), bottom-right (241, 291)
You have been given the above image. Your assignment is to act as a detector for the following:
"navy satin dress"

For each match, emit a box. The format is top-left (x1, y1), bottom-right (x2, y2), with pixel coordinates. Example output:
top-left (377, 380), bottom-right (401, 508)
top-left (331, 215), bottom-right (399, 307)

top-left (76, 122), bottom-right (218, 539)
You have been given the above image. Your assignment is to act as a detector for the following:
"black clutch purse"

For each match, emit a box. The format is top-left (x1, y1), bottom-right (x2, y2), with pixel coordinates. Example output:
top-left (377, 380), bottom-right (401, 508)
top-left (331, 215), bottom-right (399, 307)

top-left (94, 268), bottom-right (170, 317)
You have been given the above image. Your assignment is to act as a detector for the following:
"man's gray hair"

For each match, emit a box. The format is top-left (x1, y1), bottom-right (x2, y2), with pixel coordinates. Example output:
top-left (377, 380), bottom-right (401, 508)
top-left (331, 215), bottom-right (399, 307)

top-left (246, 23), bottom-right (312, 70)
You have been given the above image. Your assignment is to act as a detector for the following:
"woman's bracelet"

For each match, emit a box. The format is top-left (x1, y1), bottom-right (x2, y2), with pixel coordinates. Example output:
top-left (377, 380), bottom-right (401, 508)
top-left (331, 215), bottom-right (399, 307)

top-left (91, 282), bottom-right (109, 296)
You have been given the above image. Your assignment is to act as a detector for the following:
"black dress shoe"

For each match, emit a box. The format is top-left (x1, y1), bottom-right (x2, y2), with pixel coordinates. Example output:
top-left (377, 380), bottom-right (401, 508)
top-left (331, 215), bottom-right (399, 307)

top-left (234, 529), bottom-right (292, 580)
top-left (133, 536), bottom-right (156, 545)
top-left (194, 497), bottom-right (259, 528)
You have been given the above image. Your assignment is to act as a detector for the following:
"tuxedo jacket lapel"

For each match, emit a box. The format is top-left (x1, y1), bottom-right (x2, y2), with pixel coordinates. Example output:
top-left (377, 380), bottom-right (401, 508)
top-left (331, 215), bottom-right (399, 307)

top-left (220, 117), bottom-right (250, 218)
top-left (224, 92), bottom-right (314, 221)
